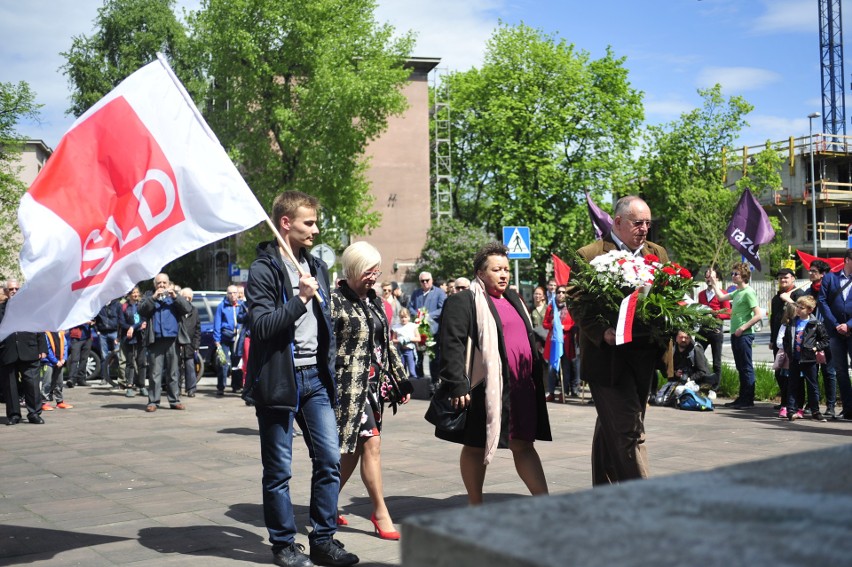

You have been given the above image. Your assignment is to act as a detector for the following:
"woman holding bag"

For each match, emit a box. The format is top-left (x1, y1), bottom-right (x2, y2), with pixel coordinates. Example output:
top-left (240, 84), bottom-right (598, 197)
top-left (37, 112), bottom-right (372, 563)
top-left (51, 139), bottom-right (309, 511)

top-left (434, 241), bottom-right (551, 505)
top-left (331, 241), bottom-right (411, 539)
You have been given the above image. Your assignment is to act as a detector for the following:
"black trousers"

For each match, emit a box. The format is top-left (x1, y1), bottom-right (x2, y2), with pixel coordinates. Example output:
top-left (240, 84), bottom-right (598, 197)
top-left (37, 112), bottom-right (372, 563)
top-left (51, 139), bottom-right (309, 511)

top-left (2, 360), bottom-right (42, 420)
top-left (696, 326), bottom-right (723, 388)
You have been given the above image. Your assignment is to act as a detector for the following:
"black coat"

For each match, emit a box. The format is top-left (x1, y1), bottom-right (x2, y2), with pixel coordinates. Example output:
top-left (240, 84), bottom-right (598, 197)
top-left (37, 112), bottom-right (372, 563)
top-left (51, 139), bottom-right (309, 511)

top-left (0, 302), bottom-right (47, 364)
top-left (243, 241), bottom-right (336, 410)
top-left (435, 289), bottom-right (551, 448)
top-left (783, 316), bottom-right (830, 364)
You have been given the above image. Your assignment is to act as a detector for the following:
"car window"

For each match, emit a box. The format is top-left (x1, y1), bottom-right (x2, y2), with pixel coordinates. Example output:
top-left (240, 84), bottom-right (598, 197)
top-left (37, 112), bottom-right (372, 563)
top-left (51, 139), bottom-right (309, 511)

top-left (193, 299), bottom-right (211, 323)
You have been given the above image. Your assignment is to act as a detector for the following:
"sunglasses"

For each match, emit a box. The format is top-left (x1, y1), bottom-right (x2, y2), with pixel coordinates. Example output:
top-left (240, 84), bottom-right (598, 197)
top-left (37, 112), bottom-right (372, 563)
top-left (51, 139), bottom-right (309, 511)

top-left (6, 287), bottom-right (19, 291)
top-left (420, 279), bottom-right (431, 283)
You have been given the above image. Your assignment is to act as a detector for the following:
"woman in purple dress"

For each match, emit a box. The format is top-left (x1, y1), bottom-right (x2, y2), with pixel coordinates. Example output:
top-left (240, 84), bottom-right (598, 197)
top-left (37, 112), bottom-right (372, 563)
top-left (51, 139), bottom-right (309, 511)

top-left (435, 241), bottom-right (551, 504)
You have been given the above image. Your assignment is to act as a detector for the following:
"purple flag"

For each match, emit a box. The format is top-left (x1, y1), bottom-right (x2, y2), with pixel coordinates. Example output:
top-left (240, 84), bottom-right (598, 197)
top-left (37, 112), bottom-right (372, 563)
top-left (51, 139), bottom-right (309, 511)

top-left (725, 188), bottom-right (775, 271)
top-left (586, 192), bottom-right (613, 240)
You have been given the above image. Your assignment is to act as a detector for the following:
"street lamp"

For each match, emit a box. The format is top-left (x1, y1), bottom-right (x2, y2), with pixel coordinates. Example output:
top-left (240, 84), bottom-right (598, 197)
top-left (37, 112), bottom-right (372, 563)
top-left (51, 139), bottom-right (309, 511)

top-left (808, 112), bottom-right (821, 256)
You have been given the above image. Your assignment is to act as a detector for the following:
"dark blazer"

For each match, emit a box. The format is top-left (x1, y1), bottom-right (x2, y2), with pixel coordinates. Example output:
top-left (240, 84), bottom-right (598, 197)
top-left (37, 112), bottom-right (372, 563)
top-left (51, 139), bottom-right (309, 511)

top-left (818, 270), bottom-right (852, 337)
top-left (0, 302), bottom-right (47, 364)
top-left (435, 289), bottom-right (551, 448)
top-left (570, 237), bottom-right (671, 386)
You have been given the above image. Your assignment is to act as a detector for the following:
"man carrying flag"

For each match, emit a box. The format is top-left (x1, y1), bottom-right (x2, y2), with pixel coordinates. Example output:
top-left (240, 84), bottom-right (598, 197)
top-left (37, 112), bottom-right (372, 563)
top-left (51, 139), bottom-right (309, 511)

top-left (0, 54), bottom-right (267, 342)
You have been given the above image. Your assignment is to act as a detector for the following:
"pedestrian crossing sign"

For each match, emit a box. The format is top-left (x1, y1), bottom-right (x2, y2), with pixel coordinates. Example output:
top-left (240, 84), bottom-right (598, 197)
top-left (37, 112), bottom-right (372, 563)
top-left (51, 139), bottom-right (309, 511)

top-left (503, 226), bottom-right (531, 259)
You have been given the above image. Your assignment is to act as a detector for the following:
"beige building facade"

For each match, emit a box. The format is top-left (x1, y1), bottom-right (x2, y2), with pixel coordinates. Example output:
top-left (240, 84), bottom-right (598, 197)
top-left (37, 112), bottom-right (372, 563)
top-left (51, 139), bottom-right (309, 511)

top-left (356, 57), bottom-right (439, 284)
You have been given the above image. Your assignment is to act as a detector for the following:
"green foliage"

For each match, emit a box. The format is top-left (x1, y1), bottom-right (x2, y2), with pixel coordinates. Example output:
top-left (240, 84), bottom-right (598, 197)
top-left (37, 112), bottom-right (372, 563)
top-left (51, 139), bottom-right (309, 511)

top-left (413, 218), bottom-right (494, 281)
top-left (440, 23), bottom-right (643, 282)
top-left (718, 362), bottom-right (778, 401)
top-left (61, 0), bottom-right (203, 117)
top-left (192, 0), bottom-right (414, 264)
top-left (637, 85), bottom-right (753, 270)
top-left (0, 81), bottom-right (41, 275)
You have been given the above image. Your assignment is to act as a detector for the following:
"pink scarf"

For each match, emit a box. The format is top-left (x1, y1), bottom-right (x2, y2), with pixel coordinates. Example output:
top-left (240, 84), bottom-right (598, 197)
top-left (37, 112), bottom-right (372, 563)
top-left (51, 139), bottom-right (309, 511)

top-left (470, 277), bottom-right (503, 465)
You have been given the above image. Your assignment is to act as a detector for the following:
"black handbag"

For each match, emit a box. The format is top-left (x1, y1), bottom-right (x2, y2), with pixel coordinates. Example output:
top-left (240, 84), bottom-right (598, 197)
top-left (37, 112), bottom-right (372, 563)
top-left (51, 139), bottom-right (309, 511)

top-left (425, 336), bottom-right (474, 433)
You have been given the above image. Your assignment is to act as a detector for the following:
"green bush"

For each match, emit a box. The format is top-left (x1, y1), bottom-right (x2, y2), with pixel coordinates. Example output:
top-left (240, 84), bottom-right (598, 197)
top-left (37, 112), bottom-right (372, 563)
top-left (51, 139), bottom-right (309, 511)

top-left (718, 362), bottom-right (777, 400)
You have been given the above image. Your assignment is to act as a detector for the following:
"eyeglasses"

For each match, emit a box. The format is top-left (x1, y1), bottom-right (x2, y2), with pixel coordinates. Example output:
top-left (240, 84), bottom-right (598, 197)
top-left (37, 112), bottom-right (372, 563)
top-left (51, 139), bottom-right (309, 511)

top-left (362, 270), bottom-right (382, 279)
top-left (731, 272), bottom-right (740, 277)
top-left (420, 279), bottom-right (431, 283)
top-left (627, 219), bottom-right (652, 228)
top-left (455, 285), bottom-right (468, 290)
top-left (556, 290), bottom-right (567, 294)
top-left (6, 287), bottom-right (19, 291)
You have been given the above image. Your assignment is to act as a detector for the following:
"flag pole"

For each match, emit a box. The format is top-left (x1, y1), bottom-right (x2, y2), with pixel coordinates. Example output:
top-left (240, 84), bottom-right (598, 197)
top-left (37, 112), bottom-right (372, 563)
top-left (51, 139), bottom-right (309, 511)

top-left (264, 217), bottom-right (324, 305)
top-left (709, 233), bottom-right (727, 272)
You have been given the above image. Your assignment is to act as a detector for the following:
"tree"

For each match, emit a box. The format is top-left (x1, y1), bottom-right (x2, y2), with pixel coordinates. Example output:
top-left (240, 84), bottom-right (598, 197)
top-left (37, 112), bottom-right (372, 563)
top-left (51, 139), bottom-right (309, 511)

top-left (439, 23), bottom-right (644, 282)
top-left (413, 218), bottom-right (494, 281)
top-left (192, 0), bottom-right (414, 260)
top-left (0, 81), bottom-right (41, 275)
top-left (636, 85), bottom-right (753, 270)
top-left (61, 0), bottom-right (202, 117)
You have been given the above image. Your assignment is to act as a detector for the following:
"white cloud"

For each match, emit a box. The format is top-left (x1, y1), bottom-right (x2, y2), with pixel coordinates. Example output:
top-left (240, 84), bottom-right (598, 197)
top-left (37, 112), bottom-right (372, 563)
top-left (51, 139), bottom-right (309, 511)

top-left (753, 0), bottom-right (814, 34)
top-left (643, 98), bottom-right (696, 121)
top-left (696, 66), bottom-right (781, 92)
top-left (374, 0), bottom-right (503, 71)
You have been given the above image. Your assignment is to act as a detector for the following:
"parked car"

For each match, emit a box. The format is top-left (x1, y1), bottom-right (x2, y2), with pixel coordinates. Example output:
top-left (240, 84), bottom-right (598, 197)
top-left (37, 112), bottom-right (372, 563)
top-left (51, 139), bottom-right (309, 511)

top-left (191, 291), bottom-right (229, 377)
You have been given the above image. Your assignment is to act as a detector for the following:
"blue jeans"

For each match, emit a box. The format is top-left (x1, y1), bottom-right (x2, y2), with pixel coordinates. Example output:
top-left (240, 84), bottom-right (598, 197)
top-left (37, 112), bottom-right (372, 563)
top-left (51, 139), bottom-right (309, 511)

top-left (99, 331), bottom-right (118, 380)
top-left (217, 342), bottom-right (232, 392)
top-left (730, 333), bottom-right (755, 402)
top-left (828, 335), bottom-right (852, 411)
top-left (256, 366), bottom-right (340, 550)
top-left (819, 361), bottom-right (837, 409)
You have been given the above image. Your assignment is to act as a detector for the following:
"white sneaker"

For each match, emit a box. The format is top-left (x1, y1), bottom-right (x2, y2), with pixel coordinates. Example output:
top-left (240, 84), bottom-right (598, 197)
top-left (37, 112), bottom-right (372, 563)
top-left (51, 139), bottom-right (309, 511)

top-left (707, 390), bottom-right (717, 400)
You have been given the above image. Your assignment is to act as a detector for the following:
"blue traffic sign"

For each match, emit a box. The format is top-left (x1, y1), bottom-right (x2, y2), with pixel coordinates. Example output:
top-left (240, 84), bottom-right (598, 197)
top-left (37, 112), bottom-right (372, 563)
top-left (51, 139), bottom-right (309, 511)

top-left (228, 263), bottom-right (240, 277)
top-left (503, 226), bottom-right (531, 259)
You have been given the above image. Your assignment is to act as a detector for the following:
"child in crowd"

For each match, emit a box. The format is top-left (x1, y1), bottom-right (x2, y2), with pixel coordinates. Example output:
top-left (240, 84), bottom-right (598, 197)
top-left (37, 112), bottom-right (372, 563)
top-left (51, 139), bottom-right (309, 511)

top-left (42, 330), bottom-right (73, 410)
top-left (393, 309), bottom-right (419, 378)
top-left (774, 303), bottom-right (796, 419)
top-left (783, 296), bottom-right (829, 422)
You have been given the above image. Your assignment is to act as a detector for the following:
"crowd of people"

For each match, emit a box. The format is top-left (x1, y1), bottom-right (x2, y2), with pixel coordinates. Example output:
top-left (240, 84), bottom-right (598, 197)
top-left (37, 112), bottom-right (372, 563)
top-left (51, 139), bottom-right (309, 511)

top-left (4, 190), bottom-right (851, 567)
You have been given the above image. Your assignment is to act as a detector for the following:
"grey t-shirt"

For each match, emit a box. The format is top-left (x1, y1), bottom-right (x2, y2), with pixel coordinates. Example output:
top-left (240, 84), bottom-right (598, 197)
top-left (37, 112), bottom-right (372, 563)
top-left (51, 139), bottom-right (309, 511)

top-left (284, 255), bottom-right (318, 366)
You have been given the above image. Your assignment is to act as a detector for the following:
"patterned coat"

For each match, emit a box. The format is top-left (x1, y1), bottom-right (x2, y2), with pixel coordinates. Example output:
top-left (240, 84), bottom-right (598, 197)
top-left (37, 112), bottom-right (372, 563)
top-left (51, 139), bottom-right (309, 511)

top-left (331, 281), bottom-right (407, 453)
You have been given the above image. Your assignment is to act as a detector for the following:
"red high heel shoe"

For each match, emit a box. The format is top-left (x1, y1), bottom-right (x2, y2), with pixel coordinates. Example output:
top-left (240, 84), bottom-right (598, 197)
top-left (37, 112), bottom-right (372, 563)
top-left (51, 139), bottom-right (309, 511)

top-left (370, 514), bottom-right (400, 540)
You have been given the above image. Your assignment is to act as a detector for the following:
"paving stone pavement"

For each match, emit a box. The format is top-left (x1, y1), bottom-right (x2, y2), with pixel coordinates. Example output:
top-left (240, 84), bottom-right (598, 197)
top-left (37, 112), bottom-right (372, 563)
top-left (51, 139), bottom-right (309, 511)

top-left (2, 374), bottom-right (851, 566)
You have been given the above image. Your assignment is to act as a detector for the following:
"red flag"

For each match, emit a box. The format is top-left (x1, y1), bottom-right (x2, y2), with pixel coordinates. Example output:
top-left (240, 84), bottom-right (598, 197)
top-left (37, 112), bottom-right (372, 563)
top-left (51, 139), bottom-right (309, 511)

top-left (552, 254), bottom-right (571, 286)
top-left (795, 250), bottom-right (845, 272)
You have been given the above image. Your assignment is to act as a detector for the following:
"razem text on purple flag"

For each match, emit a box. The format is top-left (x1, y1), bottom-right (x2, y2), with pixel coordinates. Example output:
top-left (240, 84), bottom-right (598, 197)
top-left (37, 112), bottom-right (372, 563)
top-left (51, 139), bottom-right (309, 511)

top-left (725, 188), bottom-right (775, 271)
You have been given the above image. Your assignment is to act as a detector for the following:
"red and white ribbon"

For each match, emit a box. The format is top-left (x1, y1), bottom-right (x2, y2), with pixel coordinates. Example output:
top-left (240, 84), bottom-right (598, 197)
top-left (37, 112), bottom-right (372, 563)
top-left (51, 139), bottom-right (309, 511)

top-left (616, 289), bottom-right (640, 345)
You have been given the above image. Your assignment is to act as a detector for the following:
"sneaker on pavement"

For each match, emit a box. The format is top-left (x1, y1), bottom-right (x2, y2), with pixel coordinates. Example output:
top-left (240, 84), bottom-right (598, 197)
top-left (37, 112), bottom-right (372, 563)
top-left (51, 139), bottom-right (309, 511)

top-left (310, 539), bottom-right (358, 567)
top-left (125, 389), bottom-right (136, 398)
top-left (273, 542), bottom-right (314, 567)
top-left (41, 403), bottom-right (55, 411)
top-left (825, 407), bottom-right (836, 419)
top-left (56, 402), bottom-right (73, 409)
top-left (812, 411), bottom-right (828, 422)
top-left (779, 407), bottom-right (788, 419)
top-left (140, 387), bottom-right (148, 397)
top-left (789, 410), bottom-right (804, 421)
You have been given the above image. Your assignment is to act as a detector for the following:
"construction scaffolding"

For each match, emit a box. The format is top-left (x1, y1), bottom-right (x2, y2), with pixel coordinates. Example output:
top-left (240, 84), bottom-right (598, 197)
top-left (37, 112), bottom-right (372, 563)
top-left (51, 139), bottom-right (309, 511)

top-left (431, 68), bottom-right (453, 223)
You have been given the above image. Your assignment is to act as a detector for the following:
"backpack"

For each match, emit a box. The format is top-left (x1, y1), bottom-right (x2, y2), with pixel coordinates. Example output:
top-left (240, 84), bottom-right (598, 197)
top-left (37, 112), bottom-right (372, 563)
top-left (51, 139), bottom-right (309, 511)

top-left (652, 380), bottom-right (679, 407)
top-left (677, 389), bottom-right (714, 411)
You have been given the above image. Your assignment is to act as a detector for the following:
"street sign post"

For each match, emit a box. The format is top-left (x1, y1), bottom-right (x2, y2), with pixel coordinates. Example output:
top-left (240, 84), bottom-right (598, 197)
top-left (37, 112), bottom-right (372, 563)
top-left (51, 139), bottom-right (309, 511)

top-left (503, 226), bottom-right (531, 290)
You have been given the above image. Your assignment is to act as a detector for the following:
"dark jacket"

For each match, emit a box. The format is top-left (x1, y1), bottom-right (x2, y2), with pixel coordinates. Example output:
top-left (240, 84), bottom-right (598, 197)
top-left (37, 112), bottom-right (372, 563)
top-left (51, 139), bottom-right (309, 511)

top-left (120, 301), bottom-right (145, 345)
top-left (95, 300), bottom-right (122, 333)
top-left (435, 288), bottom-right (551, 448)
top-left (570, 237), bottom-right (673, 386)
top-left (0, 303), bottom-right (47, 364)
top-left (818, 270), bottom-right (852, 337)
top-left (178, 304), bottom-right (201, 351)
top-left (672, 340), bottom-right (710, 384)
top-left (138, 292), bottom-right (191, 344)
top-left (783, 316), bottom-right (829, 364)
top-left (243, 241), bottom-right (336, 410)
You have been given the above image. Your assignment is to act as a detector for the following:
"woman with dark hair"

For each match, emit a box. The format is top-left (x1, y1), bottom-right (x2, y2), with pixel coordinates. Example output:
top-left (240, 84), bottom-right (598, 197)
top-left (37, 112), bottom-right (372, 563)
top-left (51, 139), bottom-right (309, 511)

top-left (331, 241), bottom-right (410, 539)
top-left (434, 241), bottom-right (551, 504)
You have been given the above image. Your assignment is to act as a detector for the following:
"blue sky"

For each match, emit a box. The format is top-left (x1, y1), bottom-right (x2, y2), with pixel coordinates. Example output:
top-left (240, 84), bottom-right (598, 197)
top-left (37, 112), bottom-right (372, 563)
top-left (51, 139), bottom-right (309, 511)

top-left (1, 0), bottom-right (827, 150)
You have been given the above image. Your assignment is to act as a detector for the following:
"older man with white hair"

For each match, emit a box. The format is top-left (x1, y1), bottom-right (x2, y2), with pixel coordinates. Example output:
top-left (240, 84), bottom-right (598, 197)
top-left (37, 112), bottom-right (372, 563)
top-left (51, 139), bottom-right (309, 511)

top-left (453, 277), bottom-right (471, 292)
top-left (408, 271), bottom-right (446, 391)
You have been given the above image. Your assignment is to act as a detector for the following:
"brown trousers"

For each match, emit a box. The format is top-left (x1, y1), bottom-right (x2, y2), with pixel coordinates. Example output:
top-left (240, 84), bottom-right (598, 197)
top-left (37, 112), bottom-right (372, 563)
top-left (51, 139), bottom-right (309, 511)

top-left (587, 347), bottom-right (657, 485)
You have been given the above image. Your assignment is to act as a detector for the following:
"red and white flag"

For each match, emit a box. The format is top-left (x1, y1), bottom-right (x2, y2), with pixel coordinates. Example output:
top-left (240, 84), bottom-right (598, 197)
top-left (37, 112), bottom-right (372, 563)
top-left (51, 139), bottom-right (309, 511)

top-left (0, 54), bottom-right (266, 340)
